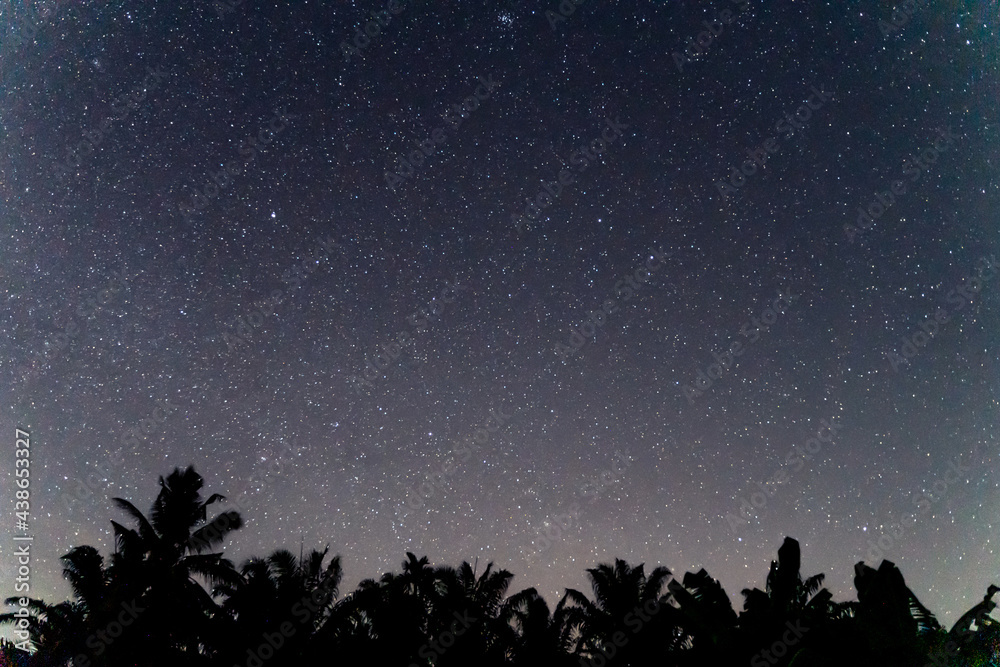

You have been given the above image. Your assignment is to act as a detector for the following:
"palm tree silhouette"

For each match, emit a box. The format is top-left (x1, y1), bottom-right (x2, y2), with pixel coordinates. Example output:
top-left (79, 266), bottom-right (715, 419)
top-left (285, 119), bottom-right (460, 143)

top-left (499, 588), bottom-right (577, 667)
top-left (434, 560), bottom-right (514, 667)
top-left (739, 537), bottom-right (832, 626)
top-left (737, 536), bottom-right (847, 666)
top-left (58, 545), bottom-right (138, 667)
top-left (950, 583), bottom-right (999, 635)
top-left (214, 545), bottom-right (342, 665)
top-left (7, 466), bottom-right (1000, 667)
top-left (559, 558), bottom-right (677, 665)
top-left (334, 552), bottom-right (448, 665)
top-left (109, 465), bottom-right (243, 664)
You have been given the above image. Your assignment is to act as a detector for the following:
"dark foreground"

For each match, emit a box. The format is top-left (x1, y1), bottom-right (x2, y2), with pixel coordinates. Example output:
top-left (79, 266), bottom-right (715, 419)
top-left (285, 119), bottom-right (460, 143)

top-left (2, 466), bottom-right (997, 667)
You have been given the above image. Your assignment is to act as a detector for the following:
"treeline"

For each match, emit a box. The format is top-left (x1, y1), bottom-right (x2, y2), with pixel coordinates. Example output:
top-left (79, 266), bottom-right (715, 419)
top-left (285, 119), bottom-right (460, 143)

top-left (1, 466), bottom-right (997, 667)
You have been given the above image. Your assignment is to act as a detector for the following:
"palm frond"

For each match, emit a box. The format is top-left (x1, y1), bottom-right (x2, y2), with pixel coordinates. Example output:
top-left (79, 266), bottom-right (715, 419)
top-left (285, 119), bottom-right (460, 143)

top-left (112, 497), bottom-right (159, 545)
top-left (188, 510), bottom-right (243, 553)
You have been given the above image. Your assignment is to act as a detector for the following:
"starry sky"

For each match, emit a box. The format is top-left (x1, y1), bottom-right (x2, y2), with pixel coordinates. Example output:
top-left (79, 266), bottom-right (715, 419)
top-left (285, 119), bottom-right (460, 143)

top-left (1, 0), bottom-right (999, 636)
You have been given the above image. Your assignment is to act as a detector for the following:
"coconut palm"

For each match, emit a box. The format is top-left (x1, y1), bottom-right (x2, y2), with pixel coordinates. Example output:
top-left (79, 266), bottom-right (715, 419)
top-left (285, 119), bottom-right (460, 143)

top-left (56, 545), bottom-right (128, 667)
top-left (559, 558), bottom-right (678, 666)
top-left (499, 588), bottom-right (578, 667)
top-left (18, 460), bottom-right (1000, 667)
top-left (108, 465), bottom-right (243, 664)
top-left (433, 560), bottom-right (514, 667)
top-left (330, 552), bottom-right (449, 666)
top-left (1, 545), bottom-right (144, 667)
top-left (214, 545), bottom-right (342, 665)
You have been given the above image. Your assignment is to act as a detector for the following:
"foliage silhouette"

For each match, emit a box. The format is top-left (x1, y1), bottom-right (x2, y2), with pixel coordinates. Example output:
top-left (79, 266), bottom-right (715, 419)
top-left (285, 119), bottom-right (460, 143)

top-left (2, 467), bottom-right (997, 667)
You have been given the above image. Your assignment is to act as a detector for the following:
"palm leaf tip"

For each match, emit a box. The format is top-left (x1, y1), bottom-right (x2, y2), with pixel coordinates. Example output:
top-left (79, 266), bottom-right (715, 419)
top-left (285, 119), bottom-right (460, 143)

top-left (188, 510), bottom-right (243, 552)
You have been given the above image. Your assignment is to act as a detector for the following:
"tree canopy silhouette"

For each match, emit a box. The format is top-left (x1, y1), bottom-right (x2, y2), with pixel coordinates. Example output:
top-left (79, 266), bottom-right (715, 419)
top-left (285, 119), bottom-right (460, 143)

top-left (2, 467), bottom-right (997, 667)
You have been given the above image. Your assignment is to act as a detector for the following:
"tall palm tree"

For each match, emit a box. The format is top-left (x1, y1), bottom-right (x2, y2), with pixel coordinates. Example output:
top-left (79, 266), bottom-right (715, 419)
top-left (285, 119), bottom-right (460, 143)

top-left (739, 537), bottom-right (831, 626)
top-left (56, 545), bottom-right (129, 667)
top-left (1, 545), bottom-right (141, 667)
top-left (109, 465), bottom-right (243, 665)
top-left (400, 552), bottom-right (443, 600)
top-left (559, 558), bottom-right (678, 666)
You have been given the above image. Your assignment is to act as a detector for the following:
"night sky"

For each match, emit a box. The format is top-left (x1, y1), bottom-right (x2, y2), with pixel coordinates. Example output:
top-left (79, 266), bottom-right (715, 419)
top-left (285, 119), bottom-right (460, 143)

top-left (2, 0), bottom-right (999, 634)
